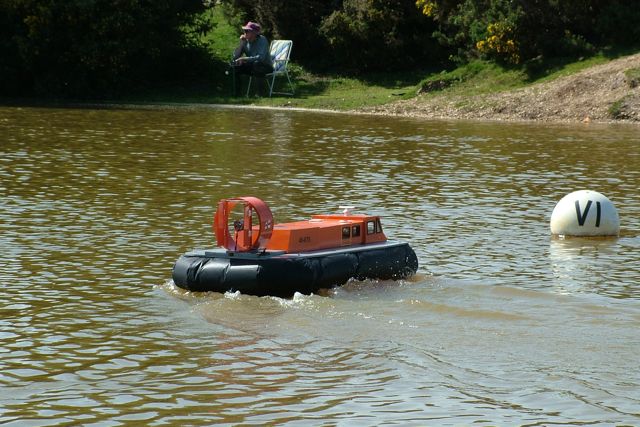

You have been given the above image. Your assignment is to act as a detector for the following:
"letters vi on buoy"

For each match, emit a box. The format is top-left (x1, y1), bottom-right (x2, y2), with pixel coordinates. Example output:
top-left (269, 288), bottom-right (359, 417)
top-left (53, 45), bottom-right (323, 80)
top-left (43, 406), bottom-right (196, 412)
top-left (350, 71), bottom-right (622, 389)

top-left (550, 190), bottom-right (620, 237)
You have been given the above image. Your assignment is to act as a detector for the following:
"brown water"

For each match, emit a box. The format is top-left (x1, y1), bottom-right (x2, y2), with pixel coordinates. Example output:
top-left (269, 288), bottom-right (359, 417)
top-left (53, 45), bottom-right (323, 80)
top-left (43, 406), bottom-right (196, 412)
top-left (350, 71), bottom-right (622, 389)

top-left (1, 105), bottom-right (639, 425)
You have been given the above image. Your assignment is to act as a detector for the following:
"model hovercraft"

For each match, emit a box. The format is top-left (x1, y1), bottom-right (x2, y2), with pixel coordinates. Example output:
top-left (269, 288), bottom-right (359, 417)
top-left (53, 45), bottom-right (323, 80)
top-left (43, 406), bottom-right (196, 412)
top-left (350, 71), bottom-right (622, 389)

top-left (172, 197), bottom-right (418, 297)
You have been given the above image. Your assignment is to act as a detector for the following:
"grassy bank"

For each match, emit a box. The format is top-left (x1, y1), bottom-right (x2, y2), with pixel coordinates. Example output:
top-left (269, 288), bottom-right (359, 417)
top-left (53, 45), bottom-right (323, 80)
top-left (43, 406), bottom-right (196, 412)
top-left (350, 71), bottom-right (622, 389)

top-left (127, 50), bottom-right (637, 112)
top-left (111, 8), bottom-right (640, 116)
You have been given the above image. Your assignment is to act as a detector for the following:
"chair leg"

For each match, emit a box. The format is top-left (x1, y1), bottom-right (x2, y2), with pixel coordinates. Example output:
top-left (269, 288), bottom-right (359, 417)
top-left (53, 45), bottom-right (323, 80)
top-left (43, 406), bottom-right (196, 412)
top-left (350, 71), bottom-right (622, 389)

top-left (269, 74), bottom-right (276, 97)
top-left (265, 78), bottom-right (272, 97)
top-left (265, 74), bottom-right (294, 96)
top-left (246, 76), bottom-right (252, 97)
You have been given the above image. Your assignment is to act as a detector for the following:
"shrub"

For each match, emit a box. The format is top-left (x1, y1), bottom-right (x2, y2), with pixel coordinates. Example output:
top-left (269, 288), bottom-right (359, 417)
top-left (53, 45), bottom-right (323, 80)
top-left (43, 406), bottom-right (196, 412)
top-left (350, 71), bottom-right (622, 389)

top-left (318, 0), bottom-right (440, 72)
top-left (416, 0), bottom-right (625, 66)
top-left (476, 22), bottom-right (520, 64)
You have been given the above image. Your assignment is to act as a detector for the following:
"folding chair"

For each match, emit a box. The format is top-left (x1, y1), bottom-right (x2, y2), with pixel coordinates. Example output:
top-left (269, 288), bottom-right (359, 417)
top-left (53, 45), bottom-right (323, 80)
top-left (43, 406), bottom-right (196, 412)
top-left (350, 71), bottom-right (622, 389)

top-left (266, 40), bottom-right (294, 97)
top-left (246, 40), bottom-right (294, 97)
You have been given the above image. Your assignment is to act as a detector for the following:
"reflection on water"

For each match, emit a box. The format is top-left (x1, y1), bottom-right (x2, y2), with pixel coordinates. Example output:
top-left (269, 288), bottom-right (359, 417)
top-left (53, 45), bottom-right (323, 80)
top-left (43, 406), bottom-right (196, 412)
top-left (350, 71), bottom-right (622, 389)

top-left (549, 236), bottom-right (636, 297)
top-left (1, 106), bottom-right (639, 425)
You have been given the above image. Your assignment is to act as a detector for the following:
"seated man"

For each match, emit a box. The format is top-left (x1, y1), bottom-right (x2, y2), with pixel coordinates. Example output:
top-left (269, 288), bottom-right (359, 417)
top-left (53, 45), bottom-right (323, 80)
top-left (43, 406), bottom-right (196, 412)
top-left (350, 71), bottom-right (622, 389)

top-left (230, 21), bottom-right (274, 96)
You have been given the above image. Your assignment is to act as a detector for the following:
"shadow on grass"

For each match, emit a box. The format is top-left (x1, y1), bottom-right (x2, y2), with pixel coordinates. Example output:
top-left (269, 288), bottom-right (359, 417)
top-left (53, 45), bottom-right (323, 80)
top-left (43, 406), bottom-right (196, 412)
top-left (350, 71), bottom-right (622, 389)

top-left (355, 67), bottom-right (442, 88)
top-left (137, 65), bottom-right (431, 104)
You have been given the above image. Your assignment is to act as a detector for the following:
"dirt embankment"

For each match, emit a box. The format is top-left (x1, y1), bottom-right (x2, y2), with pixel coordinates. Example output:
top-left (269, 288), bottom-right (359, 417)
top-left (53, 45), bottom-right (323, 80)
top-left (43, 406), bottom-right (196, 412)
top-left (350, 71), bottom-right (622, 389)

top-left (357, 53), bottom-right (640, 124)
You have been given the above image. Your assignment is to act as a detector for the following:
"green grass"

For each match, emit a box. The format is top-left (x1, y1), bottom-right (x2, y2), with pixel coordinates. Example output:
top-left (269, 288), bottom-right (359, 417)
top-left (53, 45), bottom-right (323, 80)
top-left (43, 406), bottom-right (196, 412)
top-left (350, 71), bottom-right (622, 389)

top-left (609, 97), bottom-right (626, 118)
top-left (417, 61), bottom-right (528, 97)
top-left (624, 67), bottom-right (640, 87)
top-left (121, 66), bottom-right (423, 110)
top-left (527, 55), bottom-right (610, 84)
top-left (245, 66), bottom-right (423, 110)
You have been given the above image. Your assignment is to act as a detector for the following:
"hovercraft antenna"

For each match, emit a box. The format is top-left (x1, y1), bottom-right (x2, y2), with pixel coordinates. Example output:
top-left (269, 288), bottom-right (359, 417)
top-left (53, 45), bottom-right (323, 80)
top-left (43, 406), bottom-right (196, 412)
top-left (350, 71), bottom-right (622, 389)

top-left (339, 205), bottom-right (355, 215)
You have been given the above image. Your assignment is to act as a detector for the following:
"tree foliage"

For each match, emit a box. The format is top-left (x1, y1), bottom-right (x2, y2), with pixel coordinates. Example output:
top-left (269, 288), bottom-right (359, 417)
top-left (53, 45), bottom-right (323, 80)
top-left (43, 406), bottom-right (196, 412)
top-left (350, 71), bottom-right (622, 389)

top-left (318, 0), bottom-right (441, 71)
top-left (0, 0), bottom-right (211, 98)
top-left (222, 0), bottom-right (442, 72)
top-left (226, 0), bottom-right (640, 72)
top-left (1, 0), bottom-right (638, 98)
top-left (416, 0), bottom-right (640, 65)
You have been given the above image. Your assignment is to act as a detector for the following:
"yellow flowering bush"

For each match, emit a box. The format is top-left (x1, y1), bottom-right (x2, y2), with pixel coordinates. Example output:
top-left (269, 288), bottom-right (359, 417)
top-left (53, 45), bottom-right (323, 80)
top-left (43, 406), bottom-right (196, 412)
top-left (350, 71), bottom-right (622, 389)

top-left (416, 0), bottom-right (437, 17)
top-left (476, 22), bottom-right (520, 64)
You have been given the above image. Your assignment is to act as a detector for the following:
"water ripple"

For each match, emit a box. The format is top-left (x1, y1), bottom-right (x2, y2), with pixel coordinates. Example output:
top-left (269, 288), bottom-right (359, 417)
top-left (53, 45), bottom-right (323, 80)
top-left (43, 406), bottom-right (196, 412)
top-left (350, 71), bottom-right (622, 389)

top-left (1, 106), bottom-right (639, 425)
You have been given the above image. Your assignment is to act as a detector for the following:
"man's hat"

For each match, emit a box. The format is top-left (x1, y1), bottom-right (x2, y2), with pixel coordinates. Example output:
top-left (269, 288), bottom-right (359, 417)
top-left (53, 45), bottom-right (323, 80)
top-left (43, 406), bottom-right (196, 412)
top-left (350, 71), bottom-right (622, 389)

top-left (242, 22), bottom-right (261, 33)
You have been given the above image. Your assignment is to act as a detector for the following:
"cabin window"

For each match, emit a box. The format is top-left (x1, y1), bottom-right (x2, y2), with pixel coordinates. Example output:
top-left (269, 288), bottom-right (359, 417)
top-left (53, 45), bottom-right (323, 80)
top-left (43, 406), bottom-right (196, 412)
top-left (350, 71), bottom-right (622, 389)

top-left (352, 225), bottom-right (361, 237)
top-left (367, 219), bottom-right (382, 234)
top-left (367, 221), bottom-right (375, 235)
top-left (342, 226), bottom-right (351, 239)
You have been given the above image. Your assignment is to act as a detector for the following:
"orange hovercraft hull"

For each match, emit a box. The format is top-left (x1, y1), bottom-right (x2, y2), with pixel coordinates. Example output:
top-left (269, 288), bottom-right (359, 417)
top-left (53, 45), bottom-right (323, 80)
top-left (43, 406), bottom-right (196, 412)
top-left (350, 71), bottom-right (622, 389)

top-left (172, 197), bottom-right (418, 297)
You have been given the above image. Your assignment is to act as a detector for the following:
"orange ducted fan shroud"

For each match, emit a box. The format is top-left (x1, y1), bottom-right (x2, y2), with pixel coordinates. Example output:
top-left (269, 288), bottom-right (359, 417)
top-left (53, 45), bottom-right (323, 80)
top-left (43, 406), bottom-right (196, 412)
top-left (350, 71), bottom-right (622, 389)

top-left (213, 197), bottom-right (274, 252)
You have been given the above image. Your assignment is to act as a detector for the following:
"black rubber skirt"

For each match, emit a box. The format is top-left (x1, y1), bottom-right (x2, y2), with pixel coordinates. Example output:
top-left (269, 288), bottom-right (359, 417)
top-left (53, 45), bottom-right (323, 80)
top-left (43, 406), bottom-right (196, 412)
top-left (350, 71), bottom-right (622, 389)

top-left (172, 241), bottom-right (418, 297)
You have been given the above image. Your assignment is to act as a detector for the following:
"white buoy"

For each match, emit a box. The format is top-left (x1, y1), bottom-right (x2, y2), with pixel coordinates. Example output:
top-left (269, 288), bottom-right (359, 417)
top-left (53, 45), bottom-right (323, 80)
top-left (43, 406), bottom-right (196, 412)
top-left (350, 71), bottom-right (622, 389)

top-left (550, 190), bottom-right (619, 236)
